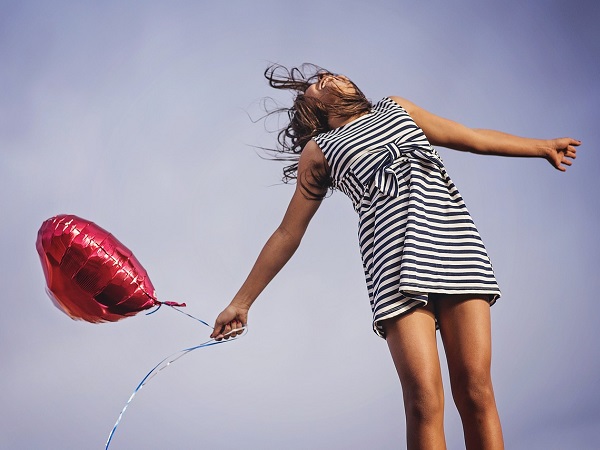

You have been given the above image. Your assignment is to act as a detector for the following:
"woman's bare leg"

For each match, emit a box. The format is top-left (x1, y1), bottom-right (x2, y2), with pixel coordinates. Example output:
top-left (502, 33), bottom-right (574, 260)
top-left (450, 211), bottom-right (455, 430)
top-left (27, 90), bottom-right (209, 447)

top-left (435, 294), bottom-right (504, 449)
top-left (383, 303), bottom-right (447, 450)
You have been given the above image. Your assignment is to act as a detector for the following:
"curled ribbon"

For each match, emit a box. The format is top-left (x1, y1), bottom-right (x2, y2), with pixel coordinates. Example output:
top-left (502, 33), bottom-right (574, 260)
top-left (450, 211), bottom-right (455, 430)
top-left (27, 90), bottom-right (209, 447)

top-left (105, 306), bottom-right (246, 449)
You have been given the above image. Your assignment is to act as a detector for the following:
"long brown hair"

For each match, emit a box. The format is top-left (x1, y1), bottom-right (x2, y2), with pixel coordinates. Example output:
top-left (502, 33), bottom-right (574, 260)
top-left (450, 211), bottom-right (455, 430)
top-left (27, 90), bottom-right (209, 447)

top-left (263, 63), bottom-right (372, 199)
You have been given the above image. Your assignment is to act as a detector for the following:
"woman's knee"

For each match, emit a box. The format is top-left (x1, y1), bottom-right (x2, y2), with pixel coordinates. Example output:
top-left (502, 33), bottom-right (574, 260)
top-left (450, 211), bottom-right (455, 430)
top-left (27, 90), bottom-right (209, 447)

top-left (450, 371), bottom-right (497, 414)
top-left (403, 378), bottom-right (445, 423)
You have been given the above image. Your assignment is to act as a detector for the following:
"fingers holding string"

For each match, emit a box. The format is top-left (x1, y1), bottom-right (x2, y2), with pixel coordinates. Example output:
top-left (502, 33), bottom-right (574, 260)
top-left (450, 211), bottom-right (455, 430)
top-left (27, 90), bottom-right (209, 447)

top-left (223, 320), bottom-right (246, 339)
top-left (213, 319), bottom-right (246, 340)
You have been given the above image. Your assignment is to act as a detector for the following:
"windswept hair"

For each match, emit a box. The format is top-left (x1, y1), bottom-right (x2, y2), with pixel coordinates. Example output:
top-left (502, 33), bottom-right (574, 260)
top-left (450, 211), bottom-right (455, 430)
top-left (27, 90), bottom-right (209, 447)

top-left (263, 63), bottom-right (372, 199)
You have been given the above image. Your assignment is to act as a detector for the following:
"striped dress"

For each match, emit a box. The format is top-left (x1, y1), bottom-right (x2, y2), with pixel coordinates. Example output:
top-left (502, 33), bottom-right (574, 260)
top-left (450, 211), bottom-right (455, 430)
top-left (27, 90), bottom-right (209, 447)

top-left (313, 97), bottom-right (500, 337)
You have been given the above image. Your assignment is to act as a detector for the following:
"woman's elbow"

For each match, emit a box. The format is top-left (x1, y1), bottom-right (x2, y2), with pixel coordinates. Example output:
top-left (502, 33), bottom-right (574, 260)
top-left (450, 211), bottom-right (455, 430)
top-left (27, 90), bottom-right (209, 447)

top-left (274, 225), bottom-right (303, 251)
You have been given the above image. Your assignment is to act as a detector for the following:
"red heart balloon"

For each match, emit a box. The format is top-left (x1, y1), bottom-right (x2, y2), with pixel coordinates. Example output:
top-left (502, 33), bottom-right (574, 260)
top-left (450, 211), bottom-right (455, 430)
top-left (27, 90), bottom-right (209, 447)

top-left (36, 214), bottom-right (169, 323)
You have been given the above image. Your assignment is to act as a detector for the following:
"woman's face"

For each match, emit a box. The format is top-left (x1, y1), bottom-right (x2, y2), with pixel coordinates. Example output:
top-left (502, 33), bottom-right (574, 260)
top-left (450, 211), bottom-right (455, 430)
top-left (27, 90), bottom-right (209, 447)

top-left (304, 73), bottom-right (355, 101)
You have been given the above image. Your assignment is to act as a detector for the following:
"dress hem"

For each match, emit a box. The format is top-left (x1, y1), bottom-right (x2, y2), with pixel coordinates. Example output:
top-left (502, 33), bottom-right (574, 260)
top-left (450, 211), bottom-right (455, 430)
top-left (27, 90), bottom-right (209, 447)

top-left (372, 289), bottom-right (500, 339)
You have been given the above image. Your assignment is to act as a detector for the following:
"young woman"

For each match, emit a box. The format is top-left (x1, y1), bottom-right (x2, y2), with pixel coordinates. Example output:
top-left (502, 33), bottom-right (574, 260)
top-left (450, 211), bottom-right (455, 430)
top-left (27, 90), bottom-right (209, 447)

top-left (210, 64), bottom-right (579, 449)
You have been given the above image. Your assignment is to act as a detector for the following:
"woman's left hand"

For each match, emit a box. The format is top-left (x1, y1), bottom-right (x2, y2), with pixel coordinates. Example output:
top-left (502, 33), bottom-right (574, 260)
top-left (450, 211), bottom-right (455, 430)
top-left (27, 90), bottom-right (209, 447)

top-left (545, 137), bottom-right (580, 171)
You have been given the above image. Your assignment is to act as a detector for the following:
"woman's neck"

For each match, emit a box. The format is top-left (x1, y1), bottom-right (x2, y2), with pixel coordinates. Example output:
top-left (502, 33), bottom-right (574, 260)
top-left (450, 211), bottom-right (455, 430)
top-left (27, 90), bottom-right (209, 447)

top-left (328, 112), bottom-right (368, 129)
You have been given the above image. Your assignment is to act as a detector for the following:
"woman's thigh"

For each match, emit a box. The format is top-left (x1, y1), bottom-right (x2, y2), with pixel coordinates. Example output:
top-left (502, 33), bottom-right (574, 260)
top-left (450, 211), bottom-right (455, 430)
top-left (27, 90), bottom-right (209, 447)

top-left (432, 294), bottom-right (494, 387)
top-left (383, 303), bottom-right (443, 392)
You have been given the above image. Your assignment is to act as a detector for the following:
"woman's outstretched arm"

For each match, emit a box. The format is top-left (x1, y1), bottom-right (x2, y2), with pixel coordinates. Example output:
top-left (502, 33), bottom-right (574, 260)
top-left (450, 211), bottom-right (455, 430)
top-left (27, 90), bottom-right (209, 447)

top-left (390, 96), bottom-right (580, 171)
top-left (210, 141), bottom-right (328, 340)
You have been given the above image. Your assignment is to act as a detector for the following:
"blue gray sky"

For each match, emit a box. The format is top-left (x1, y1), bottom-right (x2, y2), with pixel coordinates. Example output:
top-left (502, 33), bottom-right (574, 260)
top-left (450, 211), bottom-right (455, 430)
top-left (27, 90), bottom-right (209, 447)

top-left (2, 1), bottom-right (599, 449)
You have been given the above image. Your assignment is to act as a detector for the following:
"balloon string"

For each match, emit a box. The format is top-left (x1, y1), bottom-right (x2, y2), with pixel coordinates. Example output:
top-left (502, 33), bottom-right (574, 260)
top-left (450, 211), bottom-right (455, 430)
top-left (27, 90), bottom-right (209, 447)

top-left (165, 304), bottom-right (212, 328)
top-left (144, 303), bottom-right (162, 315)
top-left (105, 309), bottom-right (246, 449)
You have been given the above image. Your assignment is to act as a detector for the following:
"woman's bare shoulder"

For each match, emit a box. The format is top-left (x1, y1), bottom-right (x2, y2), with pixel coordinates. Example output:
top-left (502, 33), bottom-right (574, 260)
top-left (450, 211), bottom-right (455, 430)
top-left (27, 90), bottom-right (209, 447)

top-left (388, 96), bottom-right (419, 114)
top-left (300, 139), bottom-right (326, 162)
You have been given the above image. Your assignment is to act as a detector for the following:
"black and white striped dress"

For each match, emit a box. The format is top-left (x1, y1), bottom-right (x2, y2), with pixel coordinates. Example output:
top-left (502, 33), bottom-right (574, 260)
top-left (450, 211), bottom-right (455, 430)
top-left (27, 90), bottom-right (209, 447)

top-left (313, 97), bottom-right (500, 338)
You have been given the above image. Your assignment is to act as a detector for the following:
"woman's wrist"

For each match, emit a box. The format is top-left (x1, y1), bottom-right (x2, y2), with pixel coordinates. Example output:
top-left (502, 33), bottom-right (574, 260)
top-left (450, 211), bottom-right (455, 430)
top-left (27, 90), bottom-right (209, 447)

top-left (537, 139), bottom-right (554, 160)
top-left (231, 296), bottom-right (253, 310)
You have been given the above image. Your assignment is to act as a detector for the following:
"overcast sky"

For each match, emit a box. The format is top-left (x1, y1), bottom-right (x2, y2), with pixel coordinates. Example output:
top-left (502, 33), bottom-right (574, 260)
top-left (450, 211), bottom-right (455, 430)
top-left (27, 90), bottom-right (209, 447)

top-left (2, 1), bottom-right (599, 449)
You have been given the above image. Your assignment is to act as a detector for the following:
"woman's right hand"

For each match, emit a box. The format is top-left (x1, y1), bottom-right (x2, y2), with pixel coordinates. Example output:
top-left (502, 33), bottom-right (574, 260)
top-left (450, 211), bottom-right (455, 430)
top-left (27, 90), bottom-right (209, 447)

top-left (210, 303), bottom-right (248, 340)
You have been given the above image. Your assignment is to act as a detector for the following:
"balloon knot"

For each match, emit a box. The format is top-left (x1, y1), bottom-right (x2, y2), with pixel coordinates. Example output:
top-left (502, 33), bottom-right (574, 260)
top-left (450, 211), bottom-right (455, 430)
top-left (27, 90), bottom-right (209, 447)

top-left (163, 301), bottom-right (187, 308)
